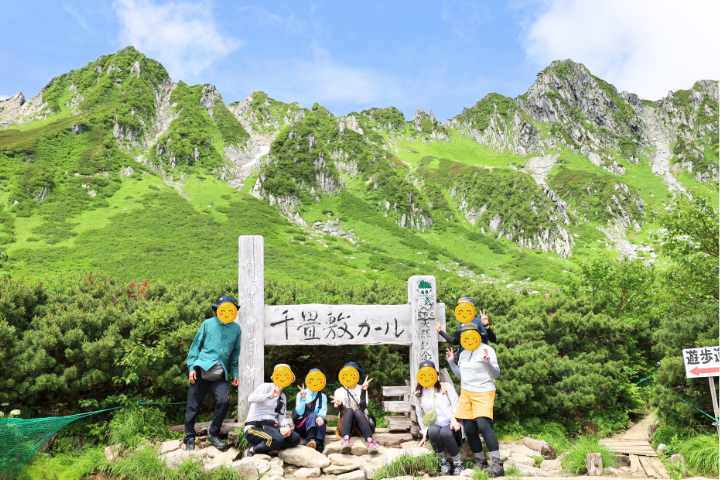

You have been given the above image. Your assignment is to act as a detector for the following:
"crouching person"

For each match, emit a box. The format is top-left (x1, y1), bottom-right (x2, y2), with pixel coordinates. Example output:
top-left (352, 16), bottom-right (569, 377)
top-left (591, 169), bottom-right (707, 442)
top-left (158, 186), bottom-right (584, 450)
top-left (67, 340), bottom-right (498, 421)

top-left (244, 364), bottom-right (302, 457)
top-left (294, 369), bottom-right (328, 452)
top-left (184, 296), bottom-right (242, 451)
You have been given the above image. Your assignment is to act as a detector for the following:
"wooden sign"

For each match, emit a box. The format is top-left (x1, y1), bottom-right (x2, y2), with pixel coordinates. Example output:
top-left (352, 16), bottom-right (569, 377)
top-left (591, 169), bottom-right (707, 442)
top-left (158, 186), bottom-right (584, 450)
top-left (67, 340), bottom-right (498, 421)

top-left (683, 347), bottom-right (720, 378)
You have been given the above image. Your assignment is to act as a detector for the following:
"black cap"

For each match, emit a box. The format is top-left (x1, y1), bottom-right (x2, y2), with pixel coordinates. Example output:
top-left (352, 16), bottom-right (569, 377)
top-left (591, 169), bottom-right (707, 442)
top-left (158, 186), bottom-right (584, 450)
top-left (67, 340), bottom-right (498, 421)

top-left (454, 322), bottom-right (486, 341)
top-left (418, 360), bottom-right (437, 371)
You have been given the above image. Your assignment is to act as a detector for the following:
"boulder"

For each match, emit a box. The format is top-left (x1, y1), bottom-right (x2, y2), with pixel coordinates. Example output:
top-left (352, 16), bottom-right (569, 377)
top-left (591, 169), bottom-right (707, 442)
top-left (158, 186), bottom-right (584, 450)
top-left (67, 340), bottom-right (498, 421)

top-left (351, 438), bottom-right (368, 456)
top-left (232, 458), bottom-right (259, 480)
top-left (294, 467), bottom-right (322, 478)
top-left (498, 449), bottom-right (511, 461)
top-left (540, 459), bottom-right (562, 472)
top-left (255, 453), bottom-right (272, 462)
top-left (522, 436), bottom-right (546, 452)
top-left (280, 445), bottom-right (332, 468)
top-left (162, 449), bottom-right (205, 470)
top-left (158, 439), bottom-right (182, 455)
top-left (362, 462), bottom-right (383, 479)
top-left (338, 470), bottom-right (366, 480)
top-left (201, 446), bottom-right (224, 458)
top-left (506, 462), bottom-right (555, 477)
top-left (250, 457), bottom-right (271, 474)
top-left (323, 440), bottom-right (344, 455)
top-left (324, 464), bottom-right (361, 474)
top-left (541, 442), bottom-right (557, 459)
top-left (205, 448), bottom-right (238, 470)
top-left (104, 444), bottom-right (122, 462)
top-left (329, 454), bottom-right (367, 466)
top-left (509, 454), bottom-right (535, 466)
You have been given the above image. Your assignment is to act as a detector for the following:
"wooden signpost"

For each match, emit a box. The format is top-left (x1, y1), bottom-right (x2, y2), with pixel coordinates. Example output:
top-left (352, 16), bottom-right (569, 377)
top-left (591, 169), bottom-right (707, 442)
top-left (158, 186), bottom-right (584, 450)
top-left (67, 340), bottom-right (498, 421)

top-left (236, 235), bottom-right (446, 421)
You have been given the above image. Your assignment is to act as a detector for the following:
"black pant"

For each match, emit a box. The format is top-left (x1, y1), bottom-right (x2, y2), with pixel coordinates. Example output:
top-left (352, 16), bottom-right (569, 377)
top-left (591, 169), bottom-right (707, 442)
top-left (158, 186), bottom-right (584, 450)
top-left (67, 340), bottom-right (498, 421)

top-left (184, 372), bottom-right (230, 442)
top-left (341, 408), bottom-right (373, 440)
top-left (427, 424), bottom-right (463, 457)
top-left (245, 424), bottom-right (302, 453)
top-left (463, 417), bottom-right (499, 453)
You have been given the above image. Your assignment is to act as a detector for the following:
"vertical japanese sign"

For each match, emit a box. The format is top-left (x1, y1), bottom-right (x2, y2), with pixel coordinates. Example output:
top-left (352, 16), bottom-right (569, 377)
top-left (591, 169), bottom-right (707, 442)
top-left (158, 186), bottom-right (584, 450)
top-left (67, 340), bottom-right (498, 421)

top-left (409, 276), bottom-right (439, 390)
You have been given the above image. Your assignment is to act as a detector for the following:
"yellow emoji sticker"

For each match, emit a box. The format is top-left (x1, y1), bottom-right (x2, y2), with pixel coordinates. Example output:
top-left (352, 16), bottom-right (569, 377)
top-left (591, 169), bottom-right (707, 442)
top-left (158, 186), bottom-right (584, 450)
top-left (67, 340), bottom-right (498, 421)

top-left (460, 330), bottom-right (482, 351)
top-left (416, 366), bottom-right (438, 388)
top-left (273, 365), bottom-right (294, 388)
top-left (306, 370), bottom-right (327, 392)
top-left (338, 366), bottom-right (360, 388)
top-left (454, 302), bottom-right (476, 324)
top-left (216, 302), bottom-right (238, 324)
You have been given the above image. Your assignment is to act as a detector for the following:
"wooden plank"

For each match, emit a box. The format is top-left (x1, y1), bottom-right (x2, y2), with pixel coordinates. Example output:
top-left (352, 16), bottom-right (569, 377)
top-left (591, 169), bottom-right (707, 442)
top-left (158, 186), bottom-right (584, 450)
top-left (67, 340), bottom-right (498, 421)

top-left (408, 276), bottom-right (439, 391)
top-left (385, 416), bottom-right (412, 431)
top-left (600, 440), bottom-right (654, 446)
top-left (264, 304), bottom-right (414, 345)
top-left (647, 458), bottom-right (668, 478)
top-left (170, 420), bottom-right (242, 436)
top-left (639, 456), bottom-right (662, 478)
top-left (629, 455), bottom-right (641, 473)
top-left (383, 401), bottom-right (413, 413)
top-left (238, 235), bottom-right (265, 422)
top-left (383, 386), bottom-right (410, 397)
top-left (409, 410), bottom-right (417, 422)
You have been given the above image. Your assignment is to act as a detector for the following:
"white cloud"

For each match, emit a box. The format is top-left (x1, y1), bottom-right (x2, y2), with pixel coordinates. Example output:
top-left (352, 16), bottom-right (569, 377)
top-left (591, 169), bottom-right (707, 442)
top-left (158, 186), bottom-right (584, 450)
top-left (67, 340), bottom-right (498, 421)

top-left (522, 0), bottom-right (719, 100)
top-left (64, 5), bottom-right (92, 33)
top-left (113, 0), bottom-right (241, 80)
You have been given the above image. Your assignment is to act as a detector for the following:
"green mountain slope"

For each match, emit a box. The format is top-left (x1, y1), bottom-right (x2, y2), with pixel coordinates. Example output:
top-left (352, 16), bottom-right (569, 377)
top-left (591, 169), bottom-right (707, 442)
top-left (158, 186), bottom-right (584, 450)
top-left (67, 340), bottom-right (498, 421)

top-left (0, 48), bottom-right (717, 289)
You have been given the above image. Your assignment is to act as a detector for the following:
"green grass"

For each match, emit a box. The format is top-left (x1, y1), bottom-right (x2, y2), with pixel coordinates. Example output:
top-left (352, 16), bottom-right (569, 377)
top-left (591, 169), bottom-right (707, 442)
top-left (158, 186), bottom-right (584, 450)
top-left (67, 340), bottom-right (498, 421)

top-left (109, 405), bottom-right (178, 449)
top-left (678, 434), bottom-right (719, 477)
top-left (373, 452), bottom-right (439, 480)
top-left (20, 447), bottom-right (106, 480)
top-left (562, 436), bottom-right (618, 474)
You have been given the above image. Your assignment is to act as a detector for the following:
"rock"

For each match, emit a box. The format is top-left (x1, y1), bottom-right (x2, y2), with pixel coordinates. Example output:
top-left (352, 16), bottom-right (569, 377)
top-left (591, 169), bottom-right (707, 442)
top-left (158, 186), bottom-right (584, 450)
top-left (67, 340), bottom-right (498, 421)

top-left (162, 449), bottom-right (206, 469)
top-left (541, 442), bottom-right (556, 459)
top-left (522, 436), bottom-right (546, 452)
top-left (498, 449), bottom-right (511, 461)
top-left (509, 444), bottom-right (541, 458)
top-left (294, 467), bottom-right (322, 478)
top-left (337, 470), bottom-right (366, 480)
top-left (506, 462), bottom-right (555, 477)
top-left (232, 457), bottom-right (259, 480)
top-left (322, 440), bottom-right (344, 455)
top-left (540, 459), bottom-right (561, 472)
top-left (104, 444), bottom-right (122, 462)
top-left (362, 462), bottom-right (383, 479)
top-left (254, 453), bottom-right (272, 462)
top-left (280, 445), bottom-right (332, 468)
top-left (39, 434), bottom-right (57, 453)
top-left (201, 446), bottom-right (224, 458)
top-left (324, 464), bottom-right (361, 474)
top-left (329, 453), bottom-right (367, 466)
top-left (351, 437), bottom-right (368, 456)
top-left (509, 453), bottom-right (536, 466)
top-left (250, 457), bottom-right (271, 474)
top-left (158, 439), bottom-right (182, 455)
top-left (204, 447), bottom-right (241, 470)
top-left (605, 466), bottom-right (619, 474)
top-left (657, 443), bottom-right (667, 455)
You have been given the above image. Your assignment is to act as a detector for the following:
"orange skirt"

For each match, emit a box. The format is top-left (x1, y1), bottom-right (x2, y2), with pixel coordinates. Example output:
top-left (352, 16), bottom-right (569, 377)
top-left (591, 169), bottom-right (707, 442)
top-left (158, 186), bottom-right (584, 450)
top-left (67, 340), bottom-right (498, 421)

top-left (454, 389), bottom-right (495, 420)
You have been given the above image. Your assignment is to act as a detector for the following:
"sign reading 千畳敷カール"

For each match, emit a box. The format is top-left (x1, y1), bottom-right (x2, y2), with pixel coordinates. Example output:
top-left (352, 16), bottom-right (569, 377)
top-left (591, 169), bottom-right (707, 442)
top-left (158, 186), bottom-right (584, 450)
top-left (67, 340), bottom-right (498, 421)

top-left (683, 346), bottom-right (720, 378)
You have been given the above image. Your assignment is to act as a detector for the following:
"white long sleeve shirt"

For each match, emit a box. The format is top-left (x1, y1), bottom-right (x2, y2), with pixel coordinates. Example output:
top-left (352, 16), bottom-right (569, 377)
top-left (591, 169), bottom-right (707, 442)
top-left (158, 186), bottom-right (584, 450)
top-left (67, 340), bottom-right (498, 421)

top-left (244, 383), bottom-right (289, 431)
top-left (457, 345), bottom-right (500, 393)
top-left (413, 382), bottom-right (464, 438)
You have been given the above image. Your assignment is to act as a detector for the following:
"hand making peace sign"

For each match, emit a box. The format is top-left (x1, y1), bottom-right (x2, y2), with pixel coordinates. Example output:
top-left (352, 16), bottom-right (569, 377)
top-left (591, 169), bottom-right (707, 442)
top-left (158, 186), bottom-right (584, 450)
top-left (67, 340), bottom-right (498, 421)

top-left (298, 383), bottom-right (307, 399)
top-left (361, 376), bottom-right (373, 390)
top-left (480, 309), bottom-right (489, 326)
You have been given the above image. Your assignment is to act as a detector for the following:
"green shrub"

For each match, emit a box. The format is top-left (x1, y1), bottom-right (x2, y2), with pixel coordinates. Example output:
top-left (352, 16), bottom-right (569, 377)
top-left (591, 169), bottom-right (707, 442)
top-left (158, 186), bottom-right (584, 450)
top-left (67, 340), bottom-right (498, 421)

top-left (293, 235), bottom-right (307, 242)
top-left (678, 434), bottom-right (719, 478)
top-left (562, 436), bottom-right (618, 474)
top-left (109, 405), bottom-right (176, 448)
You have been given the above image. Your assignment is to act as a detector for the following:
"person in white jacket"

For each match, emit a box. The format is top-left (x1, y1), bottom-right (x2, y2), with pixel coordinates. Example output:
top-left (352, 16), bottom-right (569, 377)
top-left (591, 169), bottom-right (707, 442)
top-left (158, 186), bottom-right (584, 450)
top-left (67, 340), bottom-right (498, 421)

top-left (413, 360), bottom-right (466, 476)
top-left (243, 364), bottom-right (301, 457)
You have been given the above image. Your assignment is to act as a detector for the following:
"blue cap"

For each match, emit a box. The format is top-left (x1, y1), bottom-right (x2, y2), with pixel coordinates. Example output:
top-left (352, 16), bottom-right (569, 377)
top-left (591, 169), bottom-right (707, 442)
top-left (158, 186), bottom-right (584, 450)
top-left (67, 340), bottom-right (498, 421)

top-left (213, 295), bottom-right (239, 310)
top-left (457, 297), bottom-right (473, 305)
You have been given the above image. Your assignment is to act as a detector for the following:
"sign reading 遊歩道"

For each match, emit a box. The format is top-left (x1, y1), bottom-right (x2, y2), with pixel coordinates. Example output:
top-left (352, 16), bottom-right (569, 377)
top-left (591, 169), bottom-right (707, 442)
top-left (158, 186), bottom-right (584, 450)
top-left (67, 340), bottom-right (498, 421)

top-left (235, 235), bottom-right (446, 421)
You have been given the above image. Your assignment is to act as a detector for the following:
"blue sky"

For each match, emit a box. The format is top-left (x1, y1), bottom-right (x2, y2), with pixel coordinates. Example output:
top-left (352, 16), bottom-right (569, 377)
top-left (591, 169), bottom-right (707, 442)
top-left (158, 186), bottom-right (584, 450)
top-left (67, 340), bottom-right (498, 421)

top-left (1, 0), bottom-right (718, 121)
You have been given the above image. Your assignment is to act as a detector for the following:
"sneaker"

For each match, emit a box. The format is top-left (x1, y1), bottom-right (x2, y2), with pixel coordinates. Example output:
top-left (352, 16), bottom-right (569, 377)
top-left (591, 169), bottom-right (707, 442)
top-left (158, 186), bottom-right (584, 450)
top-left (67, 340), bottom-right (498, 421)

top-left (185, 438), bottom-right (195, 451)
top-left (452, 460), bottom-right (466, 476)
top-left (315, 441), bottom-right (324, 453)
top-left (340, 438), bottom-right (352, 454)
top-left (475, 458), bottom-right (489, 469)
top-left (440, 460), bottom-right (453, 476)
top-left (485, 458), bottom-right (504, 477)
top-left (307, 440), bottom-right (317, 449)
top-left (244, 447), bottom-right (255, 458)
top-left (367, 439), bottom-right (379, 454)
top-left (207, 435), bottom-right (227, 449)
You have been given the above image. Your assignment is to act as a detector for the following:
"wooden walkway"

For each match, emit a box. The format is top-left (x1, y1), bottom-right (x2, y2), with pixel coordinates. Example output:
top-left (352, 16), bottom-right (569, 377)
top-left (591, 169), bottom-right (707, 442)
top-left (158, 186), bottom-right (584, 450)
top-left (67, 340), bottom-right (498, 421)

top-left (599, 413), bottom-right (668, 478)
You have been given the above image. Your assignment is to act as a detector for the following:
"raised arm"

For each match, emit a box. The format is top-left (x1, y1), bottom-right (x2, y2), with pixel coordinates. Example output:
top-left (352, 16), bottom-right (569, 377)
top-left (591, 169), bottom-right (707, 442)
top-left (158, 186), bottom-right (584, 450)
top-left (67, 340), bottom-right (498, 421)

top-left (446, 347), bottom-right (462, 380)
top-left (437, 320), bottom-right (459, 344)
top-left (482, 348), bottom-right (500, 379)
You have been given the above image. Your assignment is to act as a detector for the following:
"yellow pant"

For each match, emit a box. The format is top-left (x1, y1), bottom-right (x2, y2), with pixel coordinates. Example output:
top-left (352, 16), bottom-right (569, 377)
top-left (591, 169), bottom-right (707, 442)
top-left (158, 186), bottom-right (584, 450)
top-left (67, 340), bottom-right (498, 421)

top-left (454, 389), bottom-right (495, 420)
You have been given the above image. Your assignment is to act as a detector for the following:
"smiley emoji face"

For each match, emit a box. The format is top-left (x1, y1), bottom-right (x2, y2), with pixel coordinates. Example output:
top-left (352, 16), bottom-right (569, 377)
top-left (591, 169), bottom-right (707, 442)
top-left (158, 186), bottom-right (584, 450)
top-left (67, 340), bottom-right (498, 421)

top-left (416, 366), bottom-right (438, 388)
top-left (338, 366), bottom-right (359, 388)
top-left (273, 365), bottom-right (294, 387)
top-left (460, 330), bottom-right (482, 351)
top-left (217, 302), bottom-right (238, 324)
top-left (306, 370), bottom-right (326, 392)
top-left (454, 302), bottom-right (476, 324)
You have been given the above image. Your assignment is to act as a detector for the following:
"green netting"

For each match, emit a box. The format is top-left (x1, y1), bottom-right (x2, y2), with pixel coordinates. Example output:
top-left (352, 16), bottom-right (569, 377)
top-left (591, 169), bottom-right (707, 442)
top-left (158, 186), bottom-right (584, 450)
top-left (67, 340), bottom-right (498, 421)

top-left (0, 402), bottom-right (185, 480)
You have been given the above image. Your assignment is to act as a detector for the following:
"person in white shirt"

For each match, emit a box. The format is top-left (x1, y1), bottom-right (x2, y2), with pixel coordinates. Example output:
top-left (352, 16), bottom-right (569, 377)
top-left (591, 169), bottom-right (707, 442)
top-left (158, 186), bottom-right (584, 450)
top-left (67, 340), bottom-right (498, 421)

top-left (243, 364), bottom-right (301, 457)
top-left (331, 361), bottom-right (379, 454)
top-left (413, 360), bottom-right (465, 476)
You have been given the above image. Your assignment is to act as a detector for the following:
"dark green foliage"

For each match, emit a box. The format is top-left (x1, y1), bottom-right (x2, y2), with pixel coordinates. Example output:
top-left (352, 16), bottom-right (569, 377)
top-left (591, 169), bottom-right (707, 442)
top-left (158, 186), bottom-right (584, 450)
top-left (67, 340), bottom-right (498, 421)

top-left (563, 436), bottom-right (618, 474)
top-left (456, 93), bottom-right (517, 132)
top-left (360, 106), bottom-right (406, 130)
top-left (212, 98), bottom-right (250, 147)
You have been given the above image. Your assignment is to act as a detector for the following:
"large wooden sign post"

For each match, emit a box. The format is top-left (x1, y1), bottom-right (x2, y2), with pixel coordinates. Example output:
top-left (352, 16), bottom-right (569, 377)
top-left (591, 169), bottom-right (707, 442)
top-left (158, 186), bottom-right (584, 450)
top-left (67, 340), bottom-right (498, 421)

top-left (237, 235), bottom-right (445, 421)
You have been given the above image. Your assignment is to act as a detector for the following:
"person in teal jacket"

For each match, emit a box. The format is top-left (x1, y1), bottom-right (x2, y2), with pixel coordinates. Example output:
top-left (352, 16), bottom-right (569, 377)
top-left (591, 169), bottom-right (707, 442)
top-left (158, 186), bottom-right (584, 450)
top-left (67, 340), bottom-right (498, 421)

top-left (184, 295), bottom-right (242, 451)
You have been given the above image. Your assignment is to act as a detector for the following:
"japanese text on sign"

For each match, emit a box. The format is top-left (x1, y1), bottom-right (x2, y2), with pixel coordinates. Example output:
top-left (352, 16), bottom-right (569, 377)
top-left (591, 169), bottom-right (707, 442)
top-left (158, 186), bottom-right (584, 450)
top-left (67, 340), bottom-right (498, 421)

top-left (683, 346), bottom-right (720, 378)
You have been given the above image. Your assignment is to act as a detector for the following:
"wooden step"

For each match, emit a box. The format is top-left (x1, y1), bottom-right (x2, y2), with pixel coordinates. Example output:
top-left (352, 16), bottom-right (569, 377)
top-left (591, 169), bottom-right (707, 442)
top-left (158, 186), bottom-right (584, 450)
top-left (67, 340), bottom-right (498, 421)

top-left (383, 386), bottom-right (410, 396)
top-left (383, 401), bottom-right (413, 413)
top-left (385, 416), bottom-right (412, 431)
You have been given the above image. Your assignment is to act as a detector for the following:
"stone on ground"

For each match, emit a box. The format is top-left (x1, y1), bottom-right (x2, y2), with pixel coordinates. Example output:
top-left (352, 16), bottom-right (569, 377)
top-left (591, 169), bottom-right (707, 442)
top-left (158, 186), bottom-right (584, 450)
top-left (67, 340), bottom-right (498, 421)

top-left (104, 444), bottom-right (122, 462)
top-left (158, 439), bottom-right (182, 455)
top-left (280, 445), bottom-right (332, 468)
top-left (324, 464), bottom-right (361, 474)
top-left (329, 453), bottom-right (367, 466)
top-left (294, 467), bottom-right (322, 478)
top-left (337, 469), bottom-right (366, 480)
top-left (605, 466), bottom-right (620, 475)
top-left (161, 449), bottom-right (206, 470)
top-left (269, 457), bottom-right (285, 476)
top-left (509, 444), bottom-right (542, 458)
top-left (362, 462), bottom-right (383, 479)
top-left (250, 457), bottom-right (271, 474)
top-left (201, 446), bottom-right (224, 458)
top-left (231, 458), bottom-right (259, 480)
top-left (506, 462), bottom-right (555, 477)
top-left (498, 449), bottom-right (511, 461)
top-left (254, 453), bottom-right (272, 462)
top-left (541, 443), bottom-right (557, 459)
top-left (509, 453), bottom-right (536, 466)
top-left (522, 436), bottom-right (547, 452)
top-left (351, 437), bottom-right (368, 456)
top-left (323, 440), bottom-right (344, 455)
top-left (540, 459), bottom-right (561, 472)
top-left (204, 447), bottom-right (241, 470)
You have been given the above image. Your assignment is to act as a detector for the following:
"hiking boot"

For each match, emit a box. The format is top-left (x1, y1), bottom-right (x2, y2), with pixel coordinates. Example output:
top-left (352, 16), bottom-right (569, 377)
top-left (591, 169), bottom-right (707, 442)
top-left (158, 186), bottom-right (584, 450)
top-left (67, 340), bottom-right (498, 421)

top-left (207, 435), bottom-right (227, 449)
top-left (367, 438), bottom-right (379, 454)
top-left (340, 438), bottom-right (352, 454)
top-left (475, 458), bottom-right (488, 469)
top-left (315, 441), bottom-right (324, 453)
top-left (307, 439), bottom-right (317, 449)
top-left (185, 438), bottom-right (195, 451)
top-left (452, 460), bottom-right (466, 476)
top-left (440, 459), bottom-right (452, 476)
top-left (485, 458), bottom-right (504, 477)
top-left (244, 447), bottom-right (255, 458)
